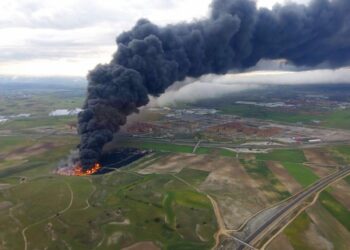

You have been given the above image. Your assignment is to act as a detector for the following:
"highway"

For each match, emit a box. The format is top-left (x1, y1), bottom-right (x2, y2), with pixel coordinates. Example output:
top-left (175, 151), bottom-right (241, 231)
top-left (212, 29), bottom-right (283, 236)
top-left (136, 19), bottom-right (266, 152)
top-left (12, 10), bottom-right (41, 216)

top-left (236, 167), bottom-right (350, 250)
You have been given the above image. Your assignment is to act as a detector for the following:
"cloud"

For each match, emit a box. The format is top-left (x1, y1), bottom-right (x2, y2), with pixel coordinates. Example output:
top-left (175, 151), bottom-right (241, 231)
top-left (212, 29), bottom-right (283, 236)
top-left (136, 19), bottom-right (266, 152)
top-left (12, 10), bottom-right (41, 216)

top-left (155, 67), bottom-right (350, 106)
top-left (0, 0), bottom-right (213, 76)
top-left (0, 0), bottom-right (319, 77)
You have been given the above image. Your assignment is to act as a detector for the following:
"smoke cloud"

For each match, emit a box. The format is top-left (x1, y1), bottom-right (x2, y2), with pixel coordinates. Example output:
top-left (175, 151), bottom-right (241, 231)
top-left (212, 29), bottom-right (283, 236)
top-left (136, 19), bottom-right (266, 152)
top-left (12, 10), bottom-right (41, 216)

top-left (156, 67), bottom-right (350, 106)
top-left (78, 0), bottom-right (350, 169)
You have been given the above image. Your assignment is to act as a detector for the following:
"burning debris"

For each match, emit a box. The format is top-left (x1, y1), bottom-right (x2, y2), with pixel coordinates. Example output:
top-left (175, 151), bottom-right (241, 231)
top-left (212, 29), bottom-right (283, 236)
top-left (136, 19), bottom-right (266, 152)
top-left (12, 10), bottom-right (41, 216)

top-left (56, 150), bottom-right (82, 176)
top-left (74, 163), bottom-right (102, 176)
top-left (75, 0), bottom-right (350, 170)
top-left (56, 149), bottom-right (148, 176)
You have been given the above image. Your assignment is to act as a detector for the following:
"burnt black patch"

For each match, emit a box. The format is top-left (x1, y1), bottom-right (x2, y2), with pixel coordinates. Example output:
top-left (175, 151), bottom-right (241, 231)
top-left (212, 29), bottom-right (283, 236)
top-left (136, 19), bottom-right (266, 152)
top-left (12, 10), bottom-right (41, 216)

top-left (95, 148), bottom-right (149, 174)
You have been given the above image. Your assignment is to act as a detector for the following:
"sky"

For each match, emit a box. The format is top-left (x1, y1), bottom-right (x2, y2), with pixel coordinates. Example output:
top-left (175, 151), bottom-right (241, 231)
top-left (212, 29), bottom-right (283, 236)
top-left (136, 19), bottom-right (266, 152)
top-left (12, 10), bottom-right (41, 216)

top-left (0, 0), bottom-right (313, 77)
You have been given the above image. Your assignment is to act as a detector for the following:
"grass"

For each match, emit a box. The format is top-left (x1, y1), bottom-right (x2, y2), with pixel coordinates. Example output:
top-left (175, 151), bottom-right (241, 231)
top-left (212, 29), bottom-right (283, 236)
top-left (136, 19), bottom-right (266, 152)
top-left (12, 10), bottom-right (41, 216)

top-left (195, 147), bottom-right (212, 154)
top-left (173, 190), bottom-right (211, 209)
top-left (163, 192), bottom-right (176, 227)
top-left (220, 104), bottom-right (320, 124)
top-left (322, 110), bottom-right (350, 129)
top-left (257, 149), bottom-right (306, 163)
top-left (126, 142), bottom-right (194, 154)
top-left (121, 142), bottom-right (237, 158)
top-left (0, 135), bottom-right (35, 150)
top-left (319, 192), bottom-right (350, 231)
top-left (220, 104), bottom-right (350, 130)
top-left (2, 168), bottom-right (216, 250)
top-left (284, 212), bottom-right (314, 250)
top-left (176, 168), bottom-right (209, 186)
top-left (5, 88), bottom-right (350, 249)
top-left (0, 92), bottom-right (84, 117)
top-left (218, 148), bottom-right (237, 157)
top-left (282, 162), bottom-right (319, 187)
top-left (0, 141), bottom-right (217, 250)
top-left (167, 241), bottom-right (211, 250)
top-left (9, 178), bottom-right (71, 224)
top-left (345, 176), bottom-right (350, 186)
top-left (0, 135), bottom-right (78, 178)
top-left (162, 189), bottom-right (211, 228)
top-left (330, 145), bottom-right (350, 165)
top-left (196, 147), bottom-right (237, 157)
top-left (333, 145), bottom-right (350, 156)
top-left (0, 116), bottom-right (76, 130)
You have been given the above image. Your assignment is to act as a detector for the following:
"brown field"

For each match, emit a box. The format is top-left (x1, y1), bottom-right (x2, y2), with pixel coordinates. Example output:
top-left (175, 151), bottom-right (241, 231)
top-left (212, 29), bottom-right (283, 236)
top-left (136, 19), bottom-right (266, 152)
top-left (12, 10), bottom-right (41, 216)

top-left (138, 153), bottom-right (273, 230)
top-left (307, 164), bottom-right (334, 177)
top-left (266, 233), bottom-right (294, 250)
top-left (200, 158), bottom-right (268, 229)
top-left (205, 122), bottom-right (282, 137)
top-left (138, 154), bottom-right (191, 174)
top-left (139, 154), bottom-right (222, 174)
top-left (5, 142), bottom-right (55, 161)
top-left (121, 241), bottom-right (160, 250)
top-left (304, 223), bottom-right (333, 250)
top-left (303, 148), bottom-right (339, 177)
top-left (303, 148), bottom-right (339, 166)
top-left (329, 180), bottom-right (350, 209)
top-left (267, 161), bottom-right (302, 194)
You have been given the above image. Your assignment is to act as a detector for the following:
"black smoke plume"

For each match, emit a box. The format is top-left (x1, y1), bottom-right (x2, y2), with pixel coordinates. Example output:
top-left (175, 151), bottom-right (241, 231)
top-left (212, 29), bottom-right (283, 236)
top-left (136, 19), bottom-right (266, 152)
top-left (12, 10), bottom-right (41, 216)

top-left (78, 0), bottom-right (350, 169)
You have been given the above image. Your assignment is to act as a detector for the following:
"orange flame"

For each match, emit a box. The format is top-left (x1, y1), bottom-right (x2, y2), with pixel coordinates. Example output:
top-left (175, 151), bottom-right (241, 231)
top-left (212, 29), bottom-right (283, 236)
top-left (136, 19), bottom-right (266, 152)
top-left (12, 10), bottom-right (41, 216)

top-left (74, 162), bottom-right (102, 176)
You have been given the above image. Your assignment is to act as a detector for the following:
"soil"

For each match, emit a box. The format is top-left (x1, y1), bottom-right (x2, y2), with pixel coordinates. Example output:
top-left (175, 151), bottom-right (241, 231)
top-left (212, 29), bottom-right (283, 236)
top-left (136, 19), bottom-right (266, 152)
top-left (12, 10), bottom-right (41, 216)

top-left (329, 180), bottom-right (350, 210)
top-left (6, 142), bottom-right (55, 160)
top-left (307, 202), bottom-right (350, 249)
top-left (267, 161), bottom-right (302, 194)
top-left (200, 158), bottom-right (268, 229)
top-left (304, 149), bottom-right (338, 166)
top-left (266, 233), bottom-right (294, 250)
top-left (121, 241), bottom-right (160, 250)
top-left (304, 223), bottom-right (334, 250)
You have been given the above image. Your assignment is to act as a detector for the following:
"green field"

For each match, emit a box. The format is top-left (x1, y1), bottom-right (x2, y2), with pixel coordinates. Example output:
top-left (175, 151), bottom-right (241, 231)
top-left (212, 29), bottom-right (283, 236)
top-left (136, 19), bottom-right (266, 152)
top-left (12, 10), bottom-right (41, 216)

top-left (0, 135), bottom-right (217, 250)
top-left (0, 92), bottom-right (84, 117)
top-left (257, 149), bottom-right (306, 163)
top-left (218, 148), bottom-right (237, 157)
top-left (319, 192), bottom-right (350, 231)
top-left (333, 145), bottom-right (350, 156)
top-left (281, 162), bottom-right (319, 187)
top-left (196, 147), bottom-right (237, 157)
top-left (220, 104), bottom-right (319, 124)
top-left (119, 141), bottom-right (237, 158)
top-left (322, 110), bottom-right (350, 129)
top-left (0, 91), bottom-right (219, 249)
top-left (333, 145), bottom-right (350, 163)
top-left (284, 212), bottom-right (314, 250)
top-left (220, 104), bottom-right (350, 129)
top-left (0, 136), bottom-right (35, 151)
top-left (123, 141), bottom-right (194, 154)
top-left (3, 86), bottom-right (350, 249)
top-left (0, 116), bottom-right (76, 131)
top-left (175, 168), bottom-right (210, 186)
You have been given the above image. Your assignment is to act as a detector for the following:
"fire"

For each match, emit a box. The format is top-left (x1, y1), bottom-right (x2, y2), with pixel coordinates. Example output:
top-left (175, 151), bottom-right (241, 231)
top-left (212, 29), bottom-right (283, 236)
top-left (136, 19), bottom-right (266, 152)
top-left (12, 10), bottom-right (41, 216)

top-left (74, 162), bottom-right (102, 176)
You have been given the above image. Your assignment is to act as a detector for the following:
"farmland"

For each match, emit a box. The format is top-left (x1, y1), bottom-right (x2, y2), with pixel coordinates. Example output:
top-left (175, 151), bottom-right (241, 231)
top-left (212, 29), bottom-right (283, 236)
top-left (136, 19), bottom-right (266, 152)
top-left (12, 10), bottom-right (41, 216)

top-left (2, 84), bottom-right (350, 249)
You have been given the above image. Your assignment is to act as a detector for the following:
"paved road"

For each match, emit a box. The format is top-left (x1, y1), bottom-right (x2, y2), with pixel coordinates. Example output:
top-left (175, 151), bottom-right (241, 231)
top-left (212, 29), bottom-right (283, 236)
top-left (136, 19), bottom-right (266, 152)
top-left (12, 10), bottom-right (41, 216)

top-left (236, 167), bottom-right (350, 250)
